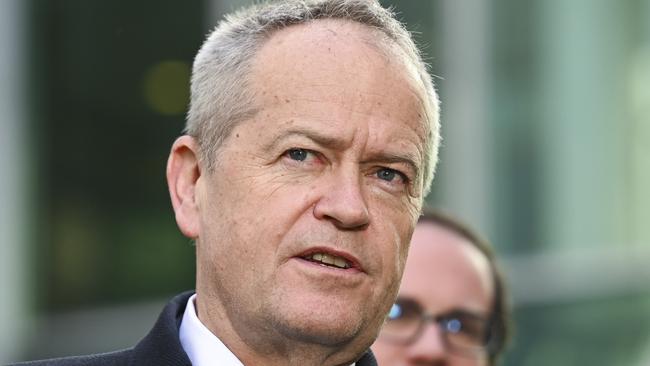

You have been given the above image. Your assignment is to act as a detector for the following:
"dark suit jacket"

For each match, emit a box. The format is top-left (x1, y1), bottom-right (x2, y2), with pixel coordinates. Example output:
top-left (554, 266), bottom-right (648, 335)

top-left (10, 291), bottom-right (378, 366)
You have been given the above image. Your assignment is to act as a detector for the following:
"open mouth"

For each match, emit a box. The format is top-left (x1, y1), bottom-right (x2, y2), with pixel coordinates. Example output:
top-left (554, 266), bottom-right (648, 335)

top-left (301, 252), bottom-right (353, 270)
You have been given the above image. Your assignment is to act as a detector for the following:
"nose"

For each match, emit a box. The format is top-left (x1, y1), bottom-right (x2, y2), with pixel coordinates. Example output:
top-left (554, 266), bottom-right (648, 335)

top-left (406, 322), bottom-right (449, 364)
top-left (313, 168), bottom-right (369, 230)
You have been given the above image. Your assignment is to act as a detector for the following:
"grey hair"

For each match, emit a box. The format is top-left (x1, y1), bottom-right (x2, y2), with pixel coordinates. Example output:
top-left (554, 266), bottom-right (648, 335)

top-left (186, 0), bottom-right (440, 196)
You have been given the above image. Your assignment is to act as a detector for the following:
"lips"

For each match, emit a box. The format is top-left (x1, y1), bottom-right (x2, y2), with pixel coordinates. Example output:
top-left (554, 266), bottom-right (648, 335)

top-left (297, 248), bottom-right (362, 272)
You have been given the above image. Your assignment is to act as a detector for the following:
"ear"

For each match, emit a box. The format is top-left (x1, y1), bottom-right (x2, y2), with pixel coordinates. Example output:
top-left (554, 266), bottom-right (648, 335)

top-left (166, 135), bottom-right (202, 238)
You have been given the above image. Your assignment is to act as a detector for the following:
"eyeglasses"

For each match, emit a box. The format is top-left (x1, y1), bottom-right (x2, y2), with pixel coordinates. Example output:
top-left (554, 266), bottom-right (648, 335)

top-left (379, 297), bottom-right (494, 358)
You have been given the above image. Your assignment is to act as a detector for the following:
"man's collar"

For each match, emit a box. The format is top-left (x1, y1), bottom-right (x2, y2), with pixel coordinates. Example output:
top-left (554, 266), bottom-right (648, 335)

top-left (179, 294), bottom-right (244, 366)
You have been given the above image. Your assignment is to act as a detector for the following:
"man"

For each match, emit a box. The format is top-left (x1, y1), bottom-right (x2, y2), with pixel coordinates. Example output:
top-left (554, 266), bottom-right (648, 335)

top-left (13, 0), bottom-right (440, 365)
top-left (372, 210), bottom-right (510, 366)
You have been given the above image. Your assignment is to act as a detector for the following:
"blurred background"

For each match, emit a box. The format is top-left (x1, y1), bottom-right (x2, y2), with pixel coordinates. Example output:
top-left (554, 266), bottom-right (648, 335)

top-left (1, 0), bottom-right (649, 364)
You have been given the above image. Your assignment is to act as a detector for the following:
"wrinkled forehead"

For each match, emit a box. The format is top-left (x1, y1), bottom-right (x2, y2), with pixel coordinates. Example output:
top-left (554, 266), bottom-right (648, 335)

top-left (253, 18), bottom-right (430, 138)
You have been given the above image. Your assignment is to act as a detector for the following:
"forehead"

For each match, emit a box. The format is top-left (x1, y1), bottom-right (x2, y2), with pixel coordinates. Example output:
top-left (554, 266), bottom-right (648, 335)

top-left (256, 19), bottom-right (413, 78)
top-left (401, 222), bottom-right (494, 315)
top-left (249, 19), bottom-right (427, 134)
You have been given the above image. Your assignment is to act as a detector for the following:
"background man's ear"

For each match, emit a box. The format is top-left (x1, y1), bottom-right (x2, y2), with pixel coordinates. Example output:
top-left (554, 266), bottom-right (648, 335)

top-left (166, 135), bottom-right (202, 238)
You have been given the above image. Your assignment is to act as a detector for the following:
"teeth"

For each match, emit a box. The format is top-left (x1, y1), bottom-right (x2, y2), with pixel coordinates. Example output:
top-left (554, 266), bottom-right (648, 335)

top-left (306, 252), bottom-right (351, 269)
top-left (321, 254), bottom-right (335, 265)
top-left (334, 257), bottom-right (347, 268)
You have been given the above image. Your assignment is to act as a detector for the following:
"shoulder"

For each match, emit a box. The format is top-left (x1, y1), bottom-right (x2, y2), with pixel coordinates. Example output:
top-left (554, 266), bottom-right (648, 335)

top-left (9, 291), bottom-right (195, 366)
top-left (7, 349), bottom-right (132, 366)
top-left (356, 349), bottom-right (378, 366)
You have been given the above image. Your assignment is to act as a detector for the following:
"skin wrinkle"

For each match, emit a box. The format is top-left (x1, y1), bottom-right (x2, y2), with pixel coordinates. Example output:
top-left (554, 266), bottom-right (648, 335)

top-left (188, 7), bottom-right (440, 197)
top-left (258, 122), bottom-right (422, 194)
top-left (259, 23), bottom-right (426, 141)
top-left (263, 174), bottom-right (300, 202)
top-left (173, 19), bottom-right (426, 366)
top-left (162, 5), bottom-right (442, 365)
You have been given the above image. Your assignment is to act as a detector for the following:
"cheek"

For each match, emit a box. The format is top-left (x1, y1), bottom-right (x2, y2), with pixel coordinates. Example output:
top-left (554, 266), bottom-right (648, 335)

top-left (372, 215), bottom-right (414, 307)
top-left (244, 176), bottom-right (319, 237)
top-left (371, 224), bottom-right (410, 312)
top-left (197, 181), bottom-right (260, 263)
top-left (379, 213), bottom-right (414, 269)
top-left (452, 354), bottom-right (488, 366)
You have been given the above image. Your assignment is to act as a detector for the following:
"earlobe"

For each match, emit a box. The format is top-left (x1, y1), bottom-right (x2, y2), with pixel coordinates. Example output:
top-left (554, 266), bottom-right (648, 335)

top-left (166, 135), bottom-right (202, 238)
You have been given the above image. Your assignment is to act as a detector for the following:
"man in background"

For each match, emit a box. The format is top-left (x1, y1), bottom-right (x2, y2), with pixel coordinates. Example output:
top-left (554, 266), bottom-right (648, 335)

top-left (12, 0), bottom-right (440, 365)
top-left (372, 210), bottom-right (510, 366)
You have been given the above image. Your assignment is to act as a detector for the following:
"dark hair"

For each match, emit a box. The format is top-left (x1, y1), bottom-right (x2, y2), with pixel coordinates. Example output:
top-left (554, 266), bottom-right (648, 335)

top-left (418, 208), bottom-right (511, 365)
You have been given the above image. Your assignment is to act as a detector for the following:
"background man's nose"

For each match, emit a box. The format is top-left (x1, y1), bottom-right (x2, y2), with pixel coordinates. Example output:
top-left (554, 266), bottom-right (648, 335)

top-left (406, 323), bottom-right (449, 365)
top-left (313, 170), bottom-right (369, 230)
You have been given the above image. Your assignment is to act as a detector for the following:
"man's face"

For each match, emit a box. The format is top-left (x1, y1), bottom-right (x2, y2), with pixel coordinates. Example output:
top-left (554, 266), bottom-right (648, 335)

top-left (190, 20), bottom-right (427, 358)
top-left (372, 221), bottom-right (494, 366)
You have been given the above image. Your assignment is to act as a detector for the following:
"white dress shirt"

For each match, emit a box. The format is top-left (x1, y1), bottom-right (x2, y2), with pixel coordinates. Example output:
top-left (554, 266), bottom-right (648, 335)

top-left (179, 294), bottom-right (356, 366)
top-left (179, 294), bottom-right (244, 366)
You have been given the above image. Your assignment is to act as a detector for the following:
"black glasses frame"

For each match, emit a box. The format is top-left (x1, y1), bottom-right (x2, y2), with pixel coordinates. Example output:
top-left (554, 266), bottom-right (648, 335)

top-left (379, 299), bottom-right (499, 359)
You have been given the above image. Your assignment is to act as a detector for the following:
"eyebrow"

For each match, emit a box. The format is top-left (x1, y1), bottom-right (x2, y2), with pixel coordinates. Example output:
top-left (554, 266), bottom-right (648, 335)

top-left (441, 308), bottom-right (489, 322)
top-left (396, 296), bottom-right (488, 321)
top-left (264, 125), bottom-right (422, 178)
top-left (263, 126), bottom-right (348, 151)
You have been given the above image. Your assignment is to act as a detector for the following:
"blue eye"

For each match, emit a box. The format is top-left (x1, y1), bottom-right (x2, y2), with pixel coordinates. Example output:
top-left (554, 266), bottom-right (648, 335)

top-left (445, 318), bottom-right (463, 333)
top-left (377, 168), bottom-right (397, 181)
top-left (287, 149), bottom-right (308, 161)
top-left (388, 303), bottom-right (402, 319)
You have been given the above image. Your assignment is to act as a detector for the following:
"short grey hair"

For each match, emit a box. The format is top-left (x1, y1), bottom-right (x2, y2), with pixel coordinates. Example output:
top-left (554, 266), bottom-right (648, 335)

top-left (186, 0), bottom-right (440, 195)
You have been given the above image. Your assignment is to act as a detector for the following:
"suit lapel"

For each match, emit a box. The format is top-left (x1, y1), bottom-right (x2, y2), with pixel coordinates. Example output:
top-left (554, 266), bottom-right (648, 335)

top-left (130, 291), bottom-right (194, 366)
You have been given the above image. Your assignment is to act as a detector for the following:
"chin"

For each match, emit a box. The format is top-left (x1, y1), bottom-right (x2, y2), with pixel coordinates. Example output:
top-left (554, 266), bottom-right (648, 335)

top-left (270, 302), bottom-right (368, 347)
top-left (284, 323), bottom-right (358, 346)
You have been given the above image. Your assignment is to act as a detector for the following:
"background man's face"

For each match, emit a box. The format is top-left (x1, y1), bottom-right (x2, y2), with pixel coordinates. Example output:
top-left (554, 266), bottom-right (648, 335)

top-left (193, 20), bottom-right (427, 354)
top-left (372, 221), bottom-right (494, 366)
